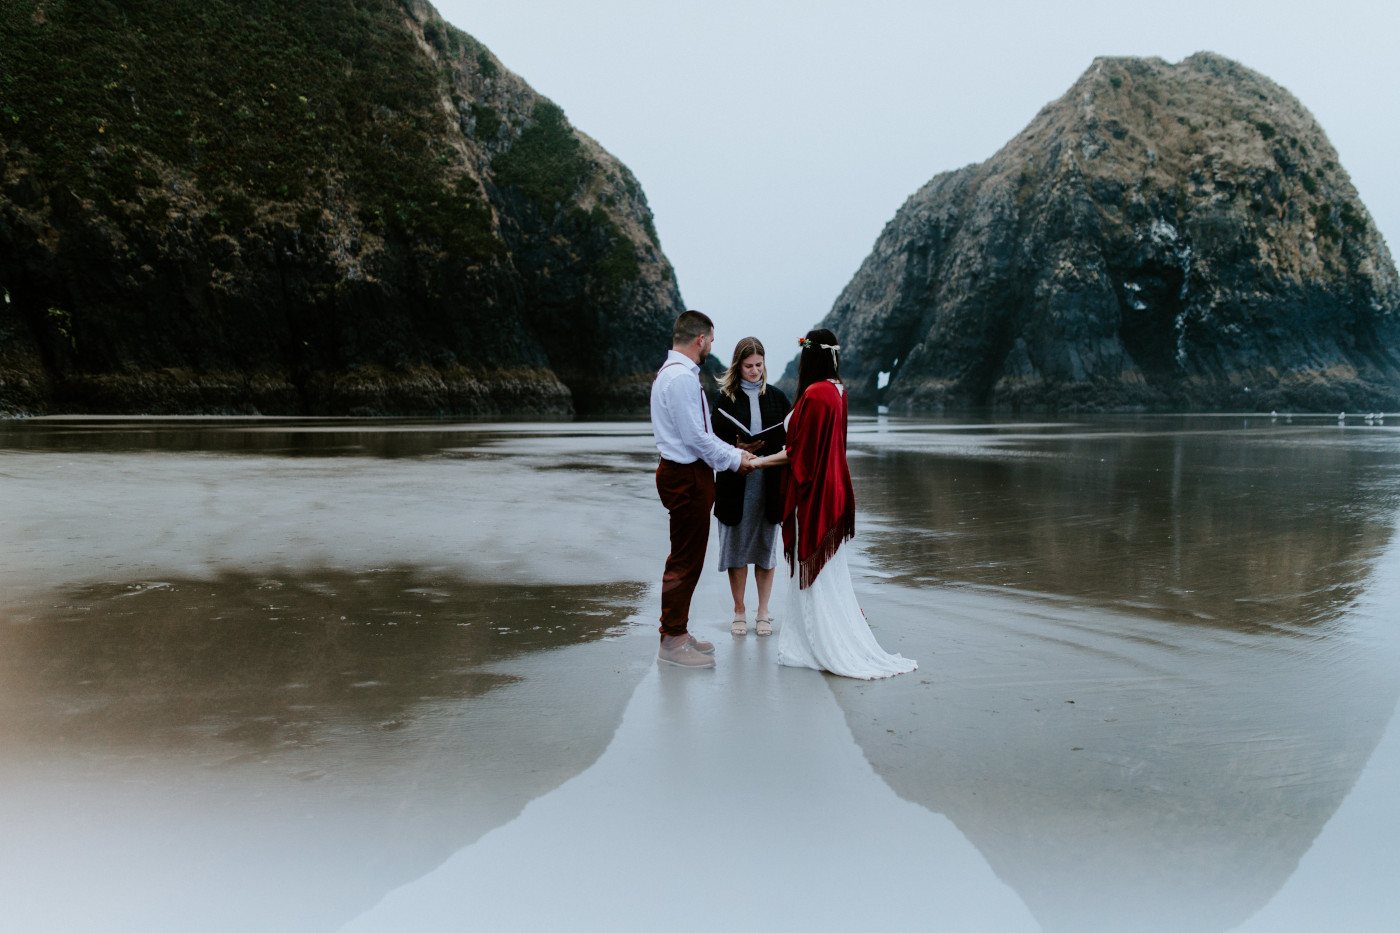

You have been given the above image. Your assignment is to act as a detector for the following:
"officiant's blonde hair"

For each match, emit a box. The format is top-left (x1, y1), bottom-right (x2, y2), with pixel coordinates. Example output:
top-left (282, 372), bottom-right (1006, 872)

top-left (720, 337), bottom-right (768, 400)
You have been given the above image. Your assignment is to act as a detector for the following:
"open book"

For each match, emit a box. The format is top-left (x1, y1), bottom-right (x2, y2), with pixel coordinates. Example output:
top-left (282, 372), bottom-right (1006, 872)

top-left (717, 408), bottom-right (784, 438)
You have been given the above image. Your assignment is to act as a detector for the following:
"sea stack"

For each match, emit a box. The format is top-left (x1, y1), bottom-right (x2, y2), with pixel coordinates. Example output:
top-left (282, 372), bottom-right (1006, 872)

top-left (794, 53), bottom-right (1400, 412)
top-left (0, 0), bottom-right (681, 415)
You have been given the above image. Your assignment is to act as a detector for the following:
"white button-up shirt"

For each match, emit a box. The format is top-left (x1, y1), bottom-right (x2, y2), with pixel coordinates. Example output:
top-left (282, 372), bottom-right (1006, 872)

top-left (650, 350), bottom-right (743, 472)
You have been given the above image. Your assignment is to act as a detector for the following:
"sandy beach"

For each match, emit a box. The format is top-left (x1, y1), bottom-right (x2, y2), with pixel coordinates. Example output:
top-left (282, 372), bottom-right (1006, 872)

top-left (1, 415), bottom-right (1397, 932)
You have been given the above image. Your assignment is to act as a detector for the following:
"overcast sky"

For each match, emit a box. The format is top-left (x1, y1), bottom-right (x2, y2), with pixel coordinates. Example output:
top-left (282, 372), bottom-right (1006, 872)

top-left (433, 0), bottom-right (1400, 374)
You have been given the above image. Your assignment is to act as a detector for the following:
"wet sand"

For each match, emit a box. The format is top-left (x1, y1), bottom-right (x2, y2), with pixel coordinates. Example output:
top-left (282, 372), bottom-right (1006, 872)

top-left (341, 631), bottom-right (1039, 933)
top-left (1, 415), bottom-right (1398, 931)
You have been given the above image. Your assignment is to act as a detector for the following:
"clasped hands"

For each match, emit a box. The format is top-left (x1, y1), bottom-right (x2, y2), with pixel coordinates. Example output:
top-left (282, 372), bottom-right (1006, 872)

top-left (737, 439), bottom-right (765, 475)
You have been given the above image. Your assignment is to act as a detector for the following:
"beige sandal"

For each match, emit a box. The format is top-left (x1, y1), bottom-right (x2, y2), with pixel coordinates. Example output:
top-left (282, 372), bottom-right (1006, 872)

top-left (731, 616), bottom-right (747, 636)
top-left (755, 617), bottom-right (773, 636)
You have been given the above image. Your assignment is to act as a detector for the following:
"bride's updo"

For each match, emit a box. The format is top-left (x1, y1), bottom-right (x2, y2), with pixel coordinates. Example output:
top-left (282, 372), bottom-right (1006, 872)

top-left (795, 328), bottom-right (841, 401)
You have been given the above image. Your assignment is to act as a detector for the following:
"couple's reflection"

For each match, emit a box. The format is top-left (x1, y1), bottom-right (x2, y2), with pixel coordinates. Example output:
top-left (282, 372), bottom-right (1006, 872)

top-left (835, 426), bottom-right (1400, 932)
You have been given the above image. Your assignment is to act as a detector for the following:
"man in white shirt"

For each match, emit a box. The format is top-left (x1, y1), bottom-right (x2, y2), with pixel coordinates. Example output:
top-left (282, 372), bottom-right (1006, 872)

top-left (651, 310), bottom-right (755, 668)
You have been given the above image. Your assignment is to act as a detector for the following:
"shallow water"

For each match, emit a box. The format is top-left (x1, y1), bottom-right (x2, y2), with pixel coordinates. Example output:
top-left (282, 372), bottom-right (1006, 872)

top-left (1, 414), bottom-right (1397, 932)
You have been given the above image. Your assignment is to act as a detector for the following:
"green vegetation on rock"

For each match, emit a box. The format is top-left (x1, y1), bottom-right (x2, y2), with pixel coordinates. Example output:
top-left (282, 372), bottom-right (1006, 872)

top-left (470, 102), bottom-right (501, 139)
top-left (0, 0), bottom-right (681, 417)
top-left (1310, 201), bottom-right (1340, 242)
top-left (490, 101), bottom-right (643, 295)
top-left (568, 205), bottom-right (639, 298)
top-left (492, 101), bottom-right (589, 217)
top-left (0, 0), bottom-right (495, 257)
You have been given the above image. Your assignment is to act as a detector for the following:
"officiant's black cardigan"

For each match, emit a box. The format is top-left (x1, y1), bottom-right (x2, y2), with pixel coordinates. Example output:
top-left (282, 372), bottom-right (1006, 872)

top-left (711, 384), bottom-right (791, 527)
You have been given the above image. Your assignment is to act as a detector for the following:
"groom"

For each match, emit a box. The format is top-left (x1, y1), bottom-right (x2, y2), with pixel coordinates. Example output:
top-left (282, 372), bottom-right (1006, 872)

top-left (651, 310), bottom-right (755, 669)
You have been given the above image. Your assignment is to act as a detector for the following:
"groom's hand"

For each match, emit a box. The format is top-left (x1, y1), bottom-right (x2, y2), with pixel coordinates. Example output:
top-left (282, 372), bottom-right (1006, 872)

top-left (737, 451), bottom-right (758, 475)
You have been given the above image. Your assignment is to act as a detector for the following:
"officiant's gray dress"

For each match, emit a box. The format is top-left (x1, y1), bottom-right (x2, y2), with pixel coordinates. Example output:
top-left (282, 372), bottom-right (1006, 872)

top-left (716, 380), bottom-right (779, 570)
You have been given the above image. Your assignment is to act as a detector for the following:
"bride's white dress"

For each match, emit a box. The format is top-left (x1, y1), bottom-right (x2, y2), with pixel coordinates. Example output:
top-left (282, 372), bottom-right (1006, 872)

top-left (777, 539), bottom-right (917, 680)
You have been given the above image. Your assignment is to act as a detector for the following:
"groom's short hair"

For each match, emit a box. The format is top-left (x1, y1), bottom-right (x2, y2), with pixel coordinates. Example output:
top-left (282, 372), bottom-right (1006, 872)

top-left (672, 310), bottom-right (713, 347)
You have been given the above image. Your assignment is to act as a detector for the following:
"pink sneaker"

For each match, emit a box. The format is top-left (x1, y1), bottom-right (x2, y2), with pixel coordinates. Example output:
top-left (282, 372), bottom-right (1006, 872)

top-left (658, 635), bottom-right (715, 668)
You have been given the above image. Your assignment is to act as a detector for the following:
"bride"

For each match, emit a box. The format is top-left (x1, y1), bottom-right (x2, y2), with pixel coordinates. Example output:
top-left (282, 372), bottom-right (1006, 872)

top-left (753, 328), bottom-right (917, 680)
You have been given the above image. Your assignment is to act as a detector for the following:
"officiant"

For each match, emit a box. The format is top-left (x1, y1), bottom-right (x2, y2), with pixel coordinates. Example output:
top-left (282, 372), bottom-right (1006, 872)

top-left (711, 337), bottom-right (791, 636)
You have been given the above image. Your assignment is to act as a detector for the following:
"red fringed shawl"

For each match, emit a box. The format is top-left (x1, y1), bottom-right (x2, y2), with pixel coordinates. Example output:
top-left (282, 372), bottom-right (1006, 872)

top-left (781, 380), bottom-right (854, 589)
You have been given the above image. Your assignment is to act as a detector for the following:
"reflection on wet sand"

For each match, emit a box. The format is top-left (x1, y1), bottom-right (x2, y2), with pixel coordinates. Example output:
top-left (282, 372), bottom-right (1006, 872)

top-left (0, 571), bottom-right (649, 933)
top-left (854, 422), bottom-right (1397, 631)
top-left (3, 571), bottom-right (640, 747)
top-left (833, 418), bottom-right (1400, 932)
top-left (0, 415), bottom-right (634, 458)
top-left (340, 633), bottom-right (1040, 933)
top-left (1, 416), bottom-right (1397, 932)
top-left (829, 578), bottom-right (1400, 933)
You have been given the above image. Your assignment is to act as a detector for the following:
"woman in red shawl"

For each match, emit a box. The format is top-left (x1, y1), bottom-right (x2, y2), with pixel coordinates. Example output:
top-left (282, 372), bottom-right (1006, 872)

top-left (752, 329), bottom-right (916, 679)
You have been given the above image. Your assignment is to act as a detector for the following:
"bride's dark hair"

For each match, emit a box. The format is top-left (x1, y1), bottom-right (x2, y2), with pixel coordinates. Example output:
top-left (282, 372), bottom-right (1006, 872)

top-left (795, 328), bottom-right (841, 401)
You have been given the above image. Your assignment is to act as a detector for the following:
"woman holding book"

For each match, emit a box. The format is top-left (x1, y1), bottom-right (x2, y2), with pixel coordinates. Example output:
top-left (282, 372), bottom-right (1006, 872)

top-left (711, 337), bottom-right (791, 635)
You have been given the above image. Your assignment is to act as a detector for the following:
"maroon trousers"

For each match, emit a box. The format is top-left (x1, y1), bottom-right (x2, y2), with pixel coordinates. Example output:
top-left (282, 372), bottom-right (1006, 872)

top-left (655, 458), bottom-right (715, 637)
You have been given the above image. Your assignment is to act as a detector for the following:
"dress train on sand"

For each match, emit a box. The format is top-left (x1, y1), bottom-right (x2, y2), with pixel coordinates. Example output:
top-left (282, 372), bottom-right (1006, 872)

top-left (777, 542), bottom-right (916, 680)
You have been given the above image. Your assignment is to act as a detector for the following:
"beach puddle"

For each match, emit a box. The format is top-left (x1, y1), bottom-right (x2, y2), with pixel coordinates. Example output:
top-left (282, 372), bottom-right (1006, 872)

top-left (0, 568), bottom-right (650, 933)
top-left (1, 570), bottom-right (643, 752)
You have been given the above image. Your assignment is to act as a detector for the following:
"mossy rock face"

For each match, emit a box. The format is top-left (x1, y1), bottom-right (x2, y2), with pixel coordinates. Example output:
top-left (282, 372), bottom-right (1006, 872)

top-left (788, 53), bottom-right (1400, 413)
top-left (0, 0), bottom-right (677, 415)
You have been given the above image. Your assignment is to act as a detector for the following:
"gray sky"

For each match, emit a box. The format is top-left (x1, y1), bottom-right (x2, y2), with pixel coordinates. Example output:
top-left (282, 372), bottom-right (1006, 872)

top-left (434, 0), bottom-right (1400, 373)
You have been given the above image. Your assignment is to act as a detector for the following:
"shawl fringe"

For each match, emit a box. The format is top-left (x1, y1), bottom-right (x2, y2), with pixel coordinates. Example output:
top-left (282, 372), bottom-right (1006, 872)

top-left (786, 506), bottom-right (854, 590)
